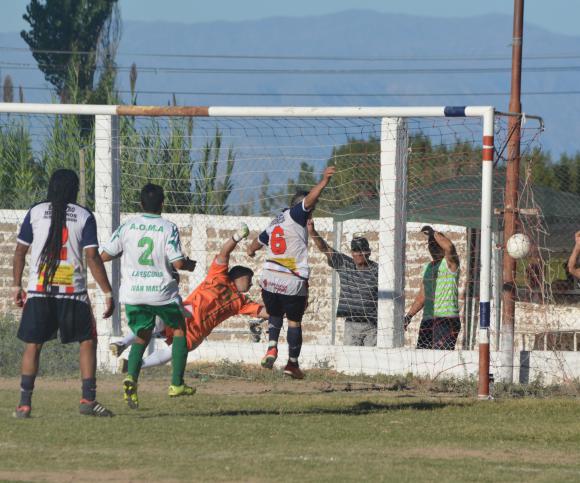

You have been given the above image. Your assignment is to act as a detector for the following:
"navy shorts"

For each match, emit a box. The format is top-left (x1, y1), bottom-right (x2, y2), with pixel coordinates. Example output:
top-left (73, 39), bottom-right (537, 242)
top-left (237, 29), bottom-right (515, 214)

top-left (17, 296), bottom-right (97, 344)
top-left (416, 317), bottom-right (461, 350)
top-left (261, 289), bottom-right (307, 323)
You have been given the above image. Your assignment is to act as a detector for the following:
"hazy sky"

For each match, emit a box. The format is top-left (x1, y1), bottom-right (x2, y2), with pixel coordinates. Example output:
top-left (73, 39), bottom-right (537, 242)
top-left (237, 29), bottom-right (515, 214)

top-left (1, 0), bottom-right (579, 37)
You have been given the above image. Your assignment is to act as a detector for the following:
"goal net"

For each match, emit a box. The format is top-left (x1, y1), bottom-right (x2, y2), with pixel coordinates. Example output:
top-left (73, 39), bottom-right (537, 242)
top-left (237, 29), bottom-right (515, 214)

top-left (1, 103), bottom-right (567, 394)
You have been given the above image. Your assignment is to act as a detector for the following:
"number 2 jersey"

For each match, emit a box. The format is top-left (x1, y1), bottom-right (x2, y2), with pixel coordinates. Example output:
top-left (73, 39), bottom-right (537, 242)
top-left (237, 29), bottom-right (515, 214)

top-left (258, 200), bottom-right (310, 296)
top-left (17, 202), bottom-right (98, 300)
top-left (101, 214), bottom-right (184, 306)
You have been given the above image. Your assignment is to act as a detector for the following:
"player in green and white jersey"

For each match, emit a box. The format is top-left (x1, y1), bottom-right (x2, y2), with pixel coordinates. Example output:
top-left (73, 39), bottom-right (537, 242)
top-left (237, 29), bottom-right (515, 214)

top-left (404, 226), bottom-right (461, 350)
top-left (101, 183), bottom-right (196, 409)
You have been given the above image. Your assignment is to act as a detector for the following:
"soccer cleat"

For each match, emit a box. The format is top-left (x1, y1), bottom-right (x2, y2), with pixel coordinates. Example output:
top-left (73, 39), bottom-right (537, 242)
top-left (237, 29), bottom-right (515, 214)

top-left (168, 384), bottom-right (196, 397)
top-left (123, 376), bottom-right (139, 409)
top-left (283, 360), bottom-right (305, 380)
top-left (13, 405), bottom-right (31, 419)
top-left (109, 341), bottom-right (127, 358)
top-left (117, 358), bottom-right (128, 374)
top-left (79, 399), bottom-right (114, 417)
top-left (261, 346), bottom-right (278, 369)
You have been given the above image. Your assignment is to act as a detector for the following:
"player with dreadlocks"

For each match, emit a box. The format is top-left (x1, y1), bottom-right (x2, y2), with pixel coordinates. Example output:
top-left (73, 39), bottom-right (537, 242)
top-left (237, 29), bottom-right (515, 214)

top-left (12, 169), bottom-right (116, 418)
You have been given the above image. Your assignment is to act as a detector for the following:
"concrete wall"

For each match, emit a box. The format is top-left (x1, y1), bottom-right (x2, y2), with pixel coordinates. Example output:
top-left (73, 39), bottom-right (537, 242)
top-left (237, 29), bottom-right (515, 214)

top-left (2, 209), bottom-right (579, 380)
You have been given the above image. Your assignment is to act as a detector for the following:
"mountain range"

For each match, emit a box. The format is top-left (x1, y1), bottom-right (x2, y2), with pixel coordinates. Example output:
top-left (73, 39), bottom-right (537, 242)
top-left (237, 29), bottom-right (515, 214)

top-left (1, 9), bottom-right (579, 156)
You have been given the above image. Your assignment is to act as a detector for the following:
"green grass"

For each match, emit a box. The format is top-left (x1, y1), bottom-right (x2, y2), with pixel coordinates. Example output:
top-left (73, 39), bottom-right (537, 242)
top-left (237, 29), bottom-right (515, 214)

top-left (1, 370), bottom-right (580, 482)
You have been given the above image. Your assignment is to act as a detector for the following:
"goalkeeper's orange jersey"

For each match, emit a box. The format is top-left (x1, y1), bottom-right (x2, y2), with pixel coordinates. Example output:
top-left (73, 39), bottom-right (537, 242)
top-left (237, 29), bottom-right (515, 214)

top-left (165, 258), bottom-right (263, 350)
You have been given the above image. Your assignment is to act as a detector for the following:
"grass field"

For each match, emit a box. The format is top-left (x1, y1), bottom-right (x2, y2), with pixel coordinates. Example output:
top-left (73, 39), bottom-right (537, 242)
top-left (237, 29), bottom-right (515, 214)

top-left (1, 365), bottom-right (580, 483)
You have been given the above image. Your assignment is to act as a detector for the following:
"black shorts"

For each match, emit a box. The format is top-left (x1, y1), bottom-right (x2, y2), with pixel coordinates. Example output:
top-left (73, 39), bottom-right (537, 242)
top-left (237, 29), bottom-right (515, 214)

top-left (17, 296), bottom-right (97, 344)
top-left (261, 289), bottom-right (307, 323)
top-left (416, 317), bottom-right (461, 350)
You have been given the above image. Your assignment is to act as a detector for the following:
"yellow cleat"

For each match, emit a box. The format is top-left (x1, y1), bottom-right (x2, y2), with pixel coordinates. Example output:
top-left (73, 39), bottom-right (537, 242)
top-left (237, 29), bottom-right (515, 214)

top-left (123, 376), bottom-right (139, 409)
top-left (168, 384), bottom-right (196, 397)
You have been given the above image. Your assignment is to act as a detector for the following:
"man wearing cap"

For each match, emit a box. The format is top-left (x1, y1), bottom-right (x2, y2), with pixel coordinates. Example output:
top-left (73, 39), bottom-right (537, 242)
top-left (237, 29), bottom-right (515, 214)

top-left (404, 226), bottom-right (461, 350)
top-left (307, 220), bottom-right (378, 346)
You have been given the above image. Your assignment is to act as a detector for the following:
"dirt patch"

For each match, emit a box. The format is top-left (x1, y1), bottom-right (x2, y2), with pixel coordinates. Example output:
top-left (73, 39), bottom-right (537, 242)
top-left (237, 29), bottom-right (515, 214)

top-left (404, 446), bottom-right (580, 466)
top-left (0, 376), bottom-right (417, 397)
top-left (0, 469), bottom-right (149, 482)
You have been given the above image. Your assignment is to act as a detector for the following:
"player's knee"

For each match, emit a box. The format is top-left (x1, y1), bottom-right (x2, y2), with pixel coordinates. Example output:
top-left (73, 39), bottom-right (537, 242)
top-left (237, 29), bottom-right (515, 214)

top-left (24, 342), bottom-right (43, 353)
top-left (268, 315), bottom-right (283, 330)
top-left (288, 320), bottom-right (301, 328)
top-left (136, 328), bottom-right (153, 344)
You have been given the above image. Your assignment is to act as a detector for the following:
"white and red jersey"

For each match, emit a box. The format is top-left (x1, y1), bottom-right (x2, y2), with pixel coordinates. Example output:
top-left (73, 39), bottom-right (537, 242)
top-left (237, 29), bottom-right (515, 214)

top-left (258, 200), bottom-right (310, 296)
top-left (17, 202), bottom-right (99, 298)
top-left (101, 214), bottom-right (184, 306)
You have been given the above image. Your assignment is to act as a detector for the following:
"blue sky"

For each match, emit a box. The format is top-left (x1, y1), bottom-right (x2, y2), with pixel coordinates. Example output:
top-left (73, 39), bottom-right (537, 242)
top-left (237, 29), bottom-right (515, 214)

top-left (1, 0), bottom-right (579, 36)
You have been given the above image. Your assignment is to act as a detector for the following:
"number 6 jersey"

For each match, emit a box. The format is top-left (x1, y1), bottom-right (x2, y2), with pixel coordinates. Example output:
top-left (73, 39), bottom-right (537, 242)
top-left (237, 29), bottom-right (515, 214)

top-left (101, 214), bottom-right (184, 305)
top-left (258, 200), bottom-right (310, 296)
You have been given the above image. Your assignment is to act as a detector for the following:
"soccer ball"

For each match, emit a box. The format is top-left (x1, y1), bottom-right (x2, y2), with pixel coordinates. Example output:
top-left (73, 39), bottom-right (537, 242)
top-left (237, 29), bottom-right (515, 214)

top-left (506, 233), bottom-right (531, 259)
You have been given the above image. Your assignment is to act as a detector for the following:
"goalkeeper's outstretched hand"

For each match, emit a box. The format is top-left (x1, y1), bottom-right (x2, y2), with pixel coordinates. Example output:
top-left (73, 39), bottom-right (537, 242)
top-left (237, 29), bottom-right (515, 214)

top-left (233, 222), bottom-right (250, 242)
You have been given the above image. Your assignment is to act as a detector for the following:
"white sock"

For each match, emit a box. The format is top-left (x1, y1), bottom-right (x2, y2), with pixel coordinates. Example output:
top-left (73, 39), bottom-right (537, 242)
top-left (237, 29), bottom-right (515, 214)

top-left (119, 332), bottom-right (137, 346)
top-left (141, 346), bottom-right (172, 369)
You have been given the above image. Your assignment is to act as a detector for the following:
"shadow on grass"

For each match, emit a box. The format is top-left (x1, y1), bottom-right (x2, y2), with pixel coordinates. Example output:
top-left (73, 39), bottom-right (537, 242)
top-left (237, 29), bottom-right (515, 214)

top-left (134, 400), bottom-right (467, 419)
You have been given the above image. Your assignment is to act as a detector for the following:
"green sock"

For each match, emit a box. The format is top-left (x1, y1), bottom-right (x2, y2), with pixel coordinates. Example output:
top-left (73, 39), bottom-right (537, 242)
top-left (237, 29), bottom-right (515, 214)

top-left (171, 336), bottom-right (188, 386)
top-left (127, 342), bottom-right (147, 381)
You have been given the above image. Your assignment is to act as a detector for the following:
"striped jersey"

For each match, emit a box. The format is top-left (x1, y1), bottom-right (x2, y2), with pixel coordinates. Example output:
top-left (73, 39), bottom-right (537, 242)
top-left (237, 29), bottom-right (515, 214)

top-left (101, 214), bottom-right (184, 305)
top-left (258, 200), bottom-right (310, 296)
top-left (17, 202), bottom-right (98, 298)
top-left (421, 258), bottom-right (460, 320)
top-left (328, 252), bottom-right (378, 323)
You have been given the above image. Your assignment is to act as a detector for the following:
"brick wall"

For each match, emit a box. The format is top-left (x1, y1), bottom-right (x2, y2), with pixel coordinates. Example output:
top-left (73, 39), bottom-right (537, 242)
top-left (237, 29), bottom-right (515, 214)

top-left (2, 209), bottom-right (579, 351)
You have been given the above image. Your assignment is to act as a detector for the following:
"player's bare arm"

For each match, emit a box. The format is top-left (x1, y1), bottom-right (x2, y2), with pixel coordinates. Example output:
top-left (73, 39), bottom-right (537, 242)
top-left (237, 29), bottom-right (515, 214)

top-left (172, 256), bottom-right (197, 272)
top-left (217, 223), bottom-right (250, 265)
top-left (247, 237), bottom-right (263, 258)
top-left (86, 247), bottom-right (115, 319)
top-left (12, 242), bottom-right (29, 307)
top-left (303, 166), bottom-right (336, 210)
top-left (567, 231), bottom-right (580, 278)
top-left (307, 219), bottom-right (334, 261)
top-left (100, 250), bottom-right (121, 262)
top-left (404, 284), bottom-right (425, 331)
top-left (434, 232), bottom-right (459, 273)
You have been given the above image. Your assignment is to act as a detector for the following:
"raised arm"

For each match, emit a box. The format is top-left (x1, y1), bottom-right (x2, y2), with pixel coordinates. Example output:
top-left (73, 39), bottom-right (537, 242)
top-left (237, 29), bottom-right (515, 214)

top-left (434, 231), bottom-right (459, 273)
top-left (567, 231), bottom-right (580, 278)
top-left (303, 166), bottom-right (336, 210)
top-left (216, 223), bottom-right (249, 265)
top-left (307, 219), bottom-right (334, 262)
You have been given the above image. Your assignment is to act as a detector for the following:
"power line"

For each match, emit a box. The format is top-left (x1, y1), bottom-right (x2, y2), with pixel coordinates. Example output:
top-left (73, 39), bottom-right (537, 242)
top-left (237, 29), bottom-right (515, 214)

top-left (14, 85), bottom-right (580, 98)
top-left (3, 61), bottom-right (580, 75)
top-left (2, 45), bottom-right (580, 62)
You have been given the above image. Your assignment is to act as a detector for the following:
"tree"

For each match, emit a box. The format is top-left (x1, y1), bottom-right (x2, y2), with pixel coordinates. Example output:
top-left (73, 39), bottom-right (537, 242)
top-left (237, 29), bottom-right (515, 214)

top-left (21, 0), bottom-right (120, 102)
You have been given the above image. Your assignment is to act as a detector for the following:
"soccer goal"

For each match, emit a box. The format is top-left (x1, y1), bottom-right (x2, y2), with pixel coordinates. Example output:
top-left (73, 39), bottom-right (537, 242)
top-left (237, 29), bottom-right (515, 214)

top-left (0, 103), bottom-right (548, 397)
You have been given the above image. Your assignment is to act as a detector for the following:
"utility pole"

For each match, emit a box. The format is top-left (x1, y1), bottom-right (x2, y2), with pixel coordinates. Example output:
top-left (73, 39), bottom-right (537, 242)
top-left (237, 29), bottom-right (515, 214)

top-left (500, 0), bottom-right (524, 383)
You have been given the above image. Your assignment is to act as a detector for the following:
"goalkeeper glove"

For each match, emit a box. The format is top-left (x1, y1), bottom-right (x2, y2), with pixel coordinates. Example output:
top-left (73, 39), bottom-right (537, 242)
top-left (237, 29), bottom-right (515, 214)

top-left (233, 222), bottom-right (250, 242)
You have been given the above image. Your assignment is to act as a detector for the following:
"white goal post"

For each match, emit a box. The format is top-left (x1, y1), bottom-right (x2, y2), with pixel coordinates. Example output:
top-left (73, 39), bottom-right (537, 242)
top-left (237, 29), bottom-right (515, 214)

top-left (1, 102), bottom-right (537, 398)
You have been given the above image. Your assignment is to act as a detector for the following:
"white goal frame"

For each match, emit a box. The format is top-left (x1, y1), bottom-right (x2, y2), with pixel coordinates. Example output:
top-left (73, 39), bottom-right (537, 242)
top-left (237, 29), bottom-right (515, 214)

top-left (0, 102), bottom-right (504, 398)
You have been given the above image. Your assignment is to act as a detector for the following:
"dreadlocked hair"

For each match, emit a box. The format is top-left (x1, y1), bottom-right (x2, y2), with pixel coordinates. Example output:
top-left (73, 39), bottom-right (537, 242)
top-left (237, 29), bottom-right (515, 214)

top-left (38, 169), bottom-right (79, 290)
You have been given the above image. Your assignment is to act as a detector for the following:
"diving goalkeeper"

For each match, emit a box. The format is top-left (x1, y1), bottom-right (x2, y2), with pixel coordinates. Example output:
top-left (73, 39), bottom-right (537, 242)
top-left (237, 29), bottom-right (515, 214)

top-left (110, 223), bottom-right (268, 369)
